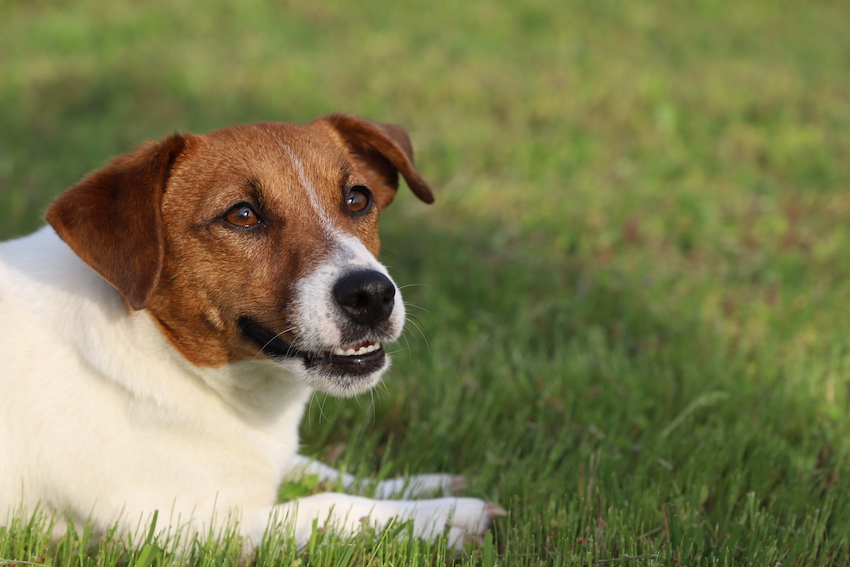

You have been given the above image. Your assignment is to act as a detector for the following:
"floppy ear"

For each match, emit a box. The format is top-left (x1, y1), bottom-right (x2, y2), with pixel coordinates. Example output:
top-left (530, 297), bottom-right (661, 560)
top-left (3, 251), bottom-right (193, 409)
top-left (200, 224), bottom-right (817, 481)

top-left (322, 113), bottom-right (435, 205)
top-left (45, 135), bottom-right (186, 310)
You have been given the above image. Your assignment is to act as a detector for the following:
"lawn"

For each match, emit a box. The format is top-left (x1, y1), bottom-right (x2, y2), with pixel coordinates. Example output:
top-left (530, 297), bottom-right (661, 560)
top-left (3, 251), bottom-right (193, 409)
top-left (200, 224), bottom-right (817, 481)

top-left (2, 0), bottom-right (850, 565)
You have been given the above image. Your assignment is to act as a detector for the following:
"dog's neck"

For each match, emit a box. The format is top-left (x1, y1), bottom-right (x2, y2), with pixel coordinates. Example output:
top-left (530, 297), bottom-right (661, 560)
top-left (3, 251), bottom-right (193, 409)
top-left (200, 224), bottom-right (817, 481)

top-left (18, 227), bottom-right (311, 428)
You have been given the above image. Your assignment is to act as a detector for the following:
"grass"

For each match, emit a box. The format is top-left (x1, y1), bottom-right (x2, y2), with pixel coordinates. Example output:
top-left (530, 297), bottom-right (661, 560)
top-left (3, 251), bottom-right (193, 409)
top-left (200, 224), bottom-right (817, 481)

top-left (2, 0), bottom-right (850, 564)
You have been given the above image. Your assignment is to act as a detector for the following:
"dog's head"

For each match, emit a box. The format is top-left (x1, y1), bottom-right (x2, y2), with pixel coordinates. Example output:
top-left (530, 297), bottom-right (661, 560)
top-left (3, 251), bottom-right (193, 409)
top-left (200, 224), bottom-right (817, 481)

top-left (46, 114), bottom-right (434, 397)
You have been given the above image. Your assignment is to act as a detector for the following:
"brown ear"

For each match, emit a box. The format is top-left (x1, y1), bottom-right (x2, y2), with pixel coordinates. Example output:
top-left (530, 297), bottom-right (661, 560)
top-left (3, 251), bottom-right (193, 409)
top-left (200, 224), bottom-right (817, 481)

top-left (322, 113), bottom-right (434, 205)
top-left (45, 135), bottom-right (186, 310)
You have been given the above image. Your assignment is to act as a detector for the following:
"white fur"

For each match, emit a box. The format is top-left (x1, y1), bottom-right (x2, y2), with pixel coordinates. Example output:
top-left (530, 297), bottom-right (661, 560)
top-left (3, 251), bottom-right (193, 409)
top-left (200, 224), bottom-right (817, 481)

top-left (0, 226), bottom-right (493, 549)
top-left (291, 234), bottom-right (406, 397)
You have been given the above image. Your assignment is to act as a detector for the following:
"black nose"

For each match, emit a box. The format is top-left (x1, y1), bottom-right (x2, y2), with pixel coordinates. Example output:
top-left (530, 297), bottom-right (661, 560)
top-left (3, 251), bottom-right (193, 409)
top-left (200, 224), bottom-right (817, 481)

top-left (333, 270), bottom-right (396, 327)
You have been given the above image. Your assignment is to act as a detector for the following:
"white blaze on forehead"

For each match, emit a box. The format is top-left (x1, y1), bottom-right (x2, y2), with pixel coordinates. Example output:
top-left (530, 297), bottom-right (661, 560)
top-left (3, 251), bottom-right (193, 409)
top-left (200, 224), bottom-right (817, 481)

top-left (271, 133), bottom-right (378, 267)
top-left (271, 134), bottom-right (338, 237)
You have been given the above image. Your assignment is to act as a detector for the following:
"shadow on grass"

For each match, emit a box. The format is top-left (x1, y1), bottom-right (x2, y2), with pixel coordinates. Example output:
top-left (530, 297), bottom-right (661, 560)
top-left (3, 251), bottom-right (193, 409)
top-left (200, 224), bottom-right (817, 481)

top-left (298, 210), bottom-right (850, 564)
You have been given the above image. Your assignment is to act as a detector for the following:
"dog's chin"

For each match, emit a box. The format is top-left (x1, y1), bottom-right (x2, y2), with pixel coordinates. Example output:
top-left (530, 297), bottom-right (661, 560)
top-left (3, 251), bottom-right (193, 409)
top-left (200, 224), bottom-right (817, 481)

top-left (237, 316), bottom-right (391, 397)
top-left (299, 360), bottom-right (389, 398)
top-left (297, 342), bottom-right (390, 397)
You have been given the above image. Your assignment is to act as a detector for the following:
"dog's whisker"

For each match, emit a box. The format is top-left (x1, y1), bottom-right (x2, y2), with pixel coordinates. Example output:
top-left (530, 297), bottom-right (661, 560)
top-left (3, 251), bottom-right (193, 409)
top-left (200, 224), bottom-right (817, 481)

top-left (249, 325), bottom-right (299, 363)
top-left (316, 392), bottom-right (329, 423)
top-left (403, 301), bottom-right (430, 314)
top-left (403, 316), bottom-right (431, 356)
top-left (394, 331), bottom-right (415, 364)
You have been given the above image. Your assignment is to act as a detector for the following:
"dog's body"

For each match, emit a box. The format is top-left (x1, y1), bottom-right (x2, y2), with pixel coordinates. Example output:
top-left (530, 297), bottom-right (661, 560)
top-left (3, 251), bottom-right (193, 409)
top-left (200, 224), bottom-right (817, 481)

top-left (0, 115), bottom-right (500, 547)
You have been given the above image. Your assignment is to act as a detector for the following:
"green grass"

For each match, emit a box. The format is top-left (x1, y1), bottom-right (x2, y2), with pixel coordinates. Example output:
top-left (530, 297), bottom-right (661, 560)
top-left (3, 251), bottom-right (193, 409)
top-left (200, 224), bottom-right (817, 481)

top-left (3, 0), bottom-right (850, 564)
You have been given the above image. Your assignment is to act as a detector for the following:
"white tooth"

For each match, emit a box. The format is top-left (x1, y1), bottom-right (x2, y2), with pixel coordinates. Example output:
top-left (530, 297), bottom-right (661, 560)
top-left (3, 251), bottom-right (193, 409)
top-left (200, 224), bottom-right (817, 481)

top-left (329, 342), bottom-right (382, 357)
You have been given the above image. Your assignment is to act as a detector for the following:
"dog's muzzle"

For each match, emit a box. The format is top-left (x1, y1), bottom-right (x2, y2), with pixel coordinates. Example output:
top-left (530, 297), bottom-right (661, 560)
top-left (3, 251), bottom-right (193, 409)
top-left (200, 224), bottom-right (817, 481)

top-left (238, 269), bottom-right (400, 381)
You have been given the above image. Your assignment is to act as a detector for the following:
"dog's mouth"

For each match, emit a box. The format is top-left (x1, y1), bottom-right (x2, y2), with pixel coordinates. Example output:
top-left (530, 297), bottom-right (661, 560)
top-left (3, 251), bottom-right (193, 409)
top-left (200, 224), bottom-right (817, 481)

top-left (237, 317), bottom-right (386, 376)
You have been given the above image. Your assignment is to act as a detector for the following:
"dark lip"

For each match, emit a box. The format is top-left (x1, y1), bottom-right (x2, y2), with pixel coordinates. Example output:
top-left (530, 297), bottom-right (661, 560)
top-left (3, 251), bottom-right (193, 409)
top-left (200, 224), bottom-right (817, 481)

top-left (237, 316), bottom-right (387, 376)
top-left (238, 316), bottom-right (304, 358)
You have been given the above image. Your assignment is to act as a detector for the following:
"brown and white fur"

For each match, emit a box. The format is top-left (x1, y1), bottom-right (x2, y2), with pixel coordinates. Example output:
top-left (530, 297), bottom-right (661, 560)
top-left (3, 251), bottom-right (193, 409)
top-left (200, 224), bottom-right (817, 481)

top-left (0, 114), bottom-right (503, 548)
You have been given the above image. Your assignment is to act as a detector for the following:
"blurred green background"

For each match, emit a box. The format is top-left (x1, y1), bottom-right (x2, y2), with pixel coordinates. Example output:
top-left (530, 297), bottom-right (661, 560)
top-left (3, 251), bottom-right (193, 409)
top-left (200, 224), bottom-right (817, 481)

top-left (3, 1), bottom-right (850, 565)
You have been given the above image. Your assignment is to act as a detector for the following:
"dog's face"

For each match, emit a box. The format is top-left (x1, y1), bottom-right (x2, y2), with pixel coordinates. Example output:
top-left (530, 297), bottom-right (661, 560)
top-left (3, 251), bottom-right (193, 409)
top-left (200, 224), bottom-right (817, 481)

top-left (45, 114), bottom-right (434, 397)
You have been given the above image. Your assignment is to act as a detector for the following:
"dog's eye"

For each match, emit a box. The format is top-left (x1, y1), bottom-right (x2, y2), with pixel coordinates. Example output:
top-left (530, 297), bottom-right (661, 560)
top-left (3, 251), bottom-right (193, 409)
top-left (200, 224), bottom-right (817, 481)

top-left (224, 204), bottom-right (262, 228)
top-left (346, 186), bottom-right (372, 214)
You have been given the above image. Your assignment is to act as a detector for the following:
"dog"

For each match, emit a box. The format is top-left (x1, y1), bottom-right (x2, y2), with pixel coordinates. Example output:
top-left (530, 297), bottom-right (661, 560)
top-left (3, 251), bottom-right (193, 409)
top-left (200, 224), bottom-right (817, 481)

top-left (0, 114), bottom-right (503, 549)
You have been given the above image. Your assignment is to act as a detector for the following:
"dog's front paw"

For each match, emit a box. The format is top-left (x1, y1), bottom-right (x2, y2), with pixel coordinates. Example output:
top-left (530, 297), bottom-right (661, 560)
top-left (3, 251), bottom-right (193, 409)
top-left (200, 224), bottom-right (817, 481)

top-left (477, 502), bottom-right (508, 544)
top-left (446, 500), bottom-right (507, 548)
top-left (374, 473), bottom-right (466, 498)
top-left (411, 498), bottom-right (506, 548)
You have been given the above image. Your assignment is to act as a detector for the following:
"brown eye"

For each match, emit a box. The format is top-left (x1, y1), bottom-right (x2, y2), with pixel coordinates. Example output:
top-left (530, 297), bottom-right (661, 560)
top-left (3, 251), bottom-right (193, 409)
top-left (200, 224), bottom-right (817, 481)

top-left (224, 204), bottom-right (261, 228)
top-left (346, 186), bottom-right (372, 214)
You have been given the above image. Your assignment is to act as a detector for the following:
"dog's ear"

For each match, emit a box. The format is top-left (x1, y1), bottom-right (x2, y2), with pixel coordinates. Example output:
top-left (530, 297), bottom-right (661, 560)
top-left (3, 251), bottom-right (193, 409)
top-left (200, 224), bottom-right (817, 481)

top-left (45, 135), bottom-right (186, 310)
top-left (322, 113), bottom-right (435, 205)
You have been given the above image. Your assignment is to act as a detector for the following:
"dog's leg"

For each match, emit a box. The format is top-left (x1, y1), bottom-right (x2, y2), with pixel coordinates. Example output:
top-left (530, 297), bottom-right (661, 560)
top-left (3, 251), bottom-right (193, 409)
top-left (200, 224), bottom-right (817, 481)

top-left (286, 455), bottom-right (465, 498)
top-left (266, 492), bottom-right (503, 548)
top-left (371, 473), bottom-right (467, 499)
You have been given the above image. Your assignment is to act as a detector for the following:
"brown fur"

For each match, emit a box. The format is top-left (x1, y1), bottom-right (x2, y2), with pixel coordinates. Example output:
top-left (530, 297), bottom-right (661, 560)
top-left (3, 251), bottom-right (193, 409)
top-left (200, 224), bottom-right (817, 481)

top-left (46, 114), bottom-right (432, 367)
